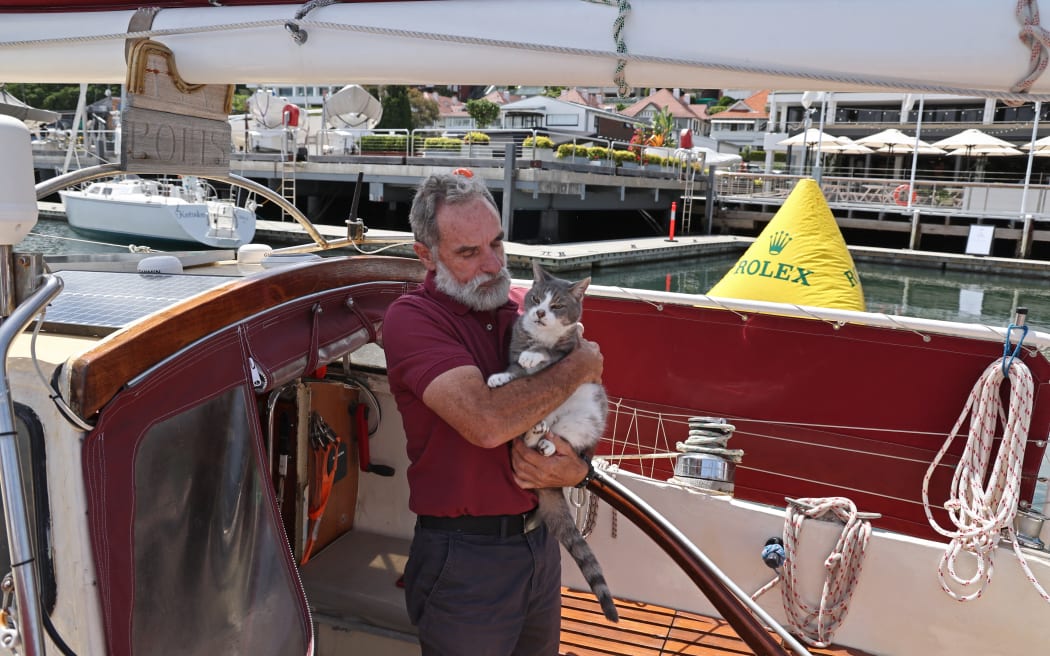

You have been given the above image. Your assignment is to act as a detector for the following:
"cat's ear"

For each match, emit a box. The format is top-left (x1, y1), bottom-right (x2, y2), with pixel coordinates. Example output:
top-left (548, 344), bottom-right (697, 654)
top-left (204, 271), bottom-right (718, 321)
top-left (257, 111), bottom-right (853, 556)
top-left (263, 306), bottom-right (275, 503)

top-left (532, 261), bottom-right (551, 282)
top-left (569, 277), bottom-right (591, 300)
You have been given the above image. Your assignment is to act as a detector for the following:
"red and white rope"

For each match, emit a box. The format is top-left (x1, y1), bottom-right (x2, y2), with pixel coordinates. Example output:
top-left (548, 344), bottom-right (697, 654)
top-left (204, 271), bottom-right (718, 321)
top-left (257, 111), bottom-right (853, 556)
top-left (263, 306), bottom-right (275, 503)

top-left (921, 357), bottom-right (1048, 603)
top-left (755, 497), bottom-right (871, 649)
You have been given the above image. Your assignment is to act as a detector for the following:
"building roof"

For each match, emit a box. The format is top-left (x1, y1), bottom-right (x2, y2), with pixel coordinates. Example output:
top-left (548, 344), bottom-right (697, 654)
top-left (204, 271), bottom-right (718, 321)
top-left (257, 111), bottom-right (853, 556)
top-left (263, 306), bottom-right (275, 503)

top-left (620, 88), bottom-right (709, 121)
top-left (557, 87), bottom-right (603, 108)
top-left (424, 91), bottom-right (469, 118)
top-left (711, 90), bottom-right (770, 121)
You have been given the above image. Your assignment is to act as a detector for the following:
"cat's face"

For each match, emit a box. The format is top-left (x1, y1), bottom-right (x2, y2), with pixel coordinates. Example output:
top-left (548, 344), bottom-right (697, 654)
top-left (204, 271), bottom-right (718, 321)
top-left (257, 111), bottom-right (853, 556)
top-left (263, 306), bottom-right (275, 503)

top-left (520, 265), bottom-right (590, 341)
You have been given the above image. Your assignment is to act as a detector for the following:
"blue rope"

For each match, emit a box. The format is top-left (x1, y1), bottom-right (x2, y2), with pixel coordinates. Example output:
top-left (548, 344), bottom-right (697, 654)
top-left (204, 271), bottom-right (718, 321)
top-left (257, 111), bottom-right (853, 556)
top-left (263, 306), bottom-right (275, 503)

top-left (1002, 323), bottom-right (1030, 376)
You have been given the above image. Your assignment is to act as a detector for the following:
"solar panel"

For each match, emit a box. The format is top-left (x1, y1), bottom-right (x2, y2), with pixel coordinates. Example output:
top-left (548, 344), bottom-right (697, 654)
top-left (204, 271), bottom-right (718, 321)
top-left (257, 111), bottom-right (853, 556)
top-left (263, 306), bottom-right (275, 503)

top-left (45, 270), bottom-right (235, 335)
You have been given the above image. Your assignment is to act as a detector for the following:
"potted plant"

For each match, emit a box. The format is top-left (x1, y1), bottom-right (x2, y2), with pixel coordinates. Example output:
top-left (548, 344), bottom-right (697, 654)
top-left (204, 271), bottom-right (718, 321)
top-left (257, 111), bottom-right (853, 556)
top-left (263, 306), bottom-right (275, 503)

top-left (359, 134), bottom-right (408, 157)
top-left (422, 136), bottom-right (462, 156)
top-left (461, 131), bottom-right (492, 157)
top-left (555, 143), bottom-right (585, 163)
top-left (613, 149), bottom-right (639, 169)
top-left (523, 135), bottom-right (555, 162)
top-left (587, 146), bottom-right (611, 166)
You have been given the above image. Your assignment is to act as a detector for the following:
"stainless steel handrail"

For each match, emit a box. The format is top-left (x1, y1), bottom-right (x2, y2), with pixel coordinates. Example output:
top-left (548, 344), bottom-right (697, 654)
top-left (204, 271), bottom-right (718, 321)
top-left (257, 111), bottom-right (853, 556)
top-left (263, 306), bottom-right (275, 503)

top-left (0, 273), bottom-right (64, 655)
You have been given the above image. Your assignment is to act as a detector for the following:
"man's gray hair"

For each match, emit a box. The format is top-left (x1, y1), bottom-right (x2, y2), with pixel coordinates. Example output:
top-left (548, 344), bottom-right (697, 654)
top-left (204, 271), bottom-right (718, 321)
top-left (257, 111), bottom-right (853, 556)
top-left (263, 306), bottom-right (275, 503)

top-left (408, 171), bottom-right (498, 248)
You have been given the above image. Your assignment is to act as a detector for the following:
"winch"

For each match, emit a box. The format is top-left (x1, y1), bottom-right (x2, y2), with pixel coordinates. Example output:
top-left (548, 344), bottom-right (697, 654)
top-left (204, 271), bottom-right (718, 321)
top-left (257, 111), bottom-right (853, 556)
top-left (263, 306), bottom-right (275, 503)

top-left (672, 416), bottom-right (742, 494)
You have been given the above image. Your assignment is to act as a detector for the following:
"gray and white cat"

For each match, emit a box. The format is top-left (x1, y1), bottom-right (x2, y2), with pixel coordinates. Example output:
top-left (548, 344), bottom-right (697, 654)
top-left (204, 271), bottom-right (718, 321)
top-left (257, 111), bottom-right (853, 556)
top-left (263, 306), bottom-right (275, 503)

top-left (487, 262), bottom-right (617, 622)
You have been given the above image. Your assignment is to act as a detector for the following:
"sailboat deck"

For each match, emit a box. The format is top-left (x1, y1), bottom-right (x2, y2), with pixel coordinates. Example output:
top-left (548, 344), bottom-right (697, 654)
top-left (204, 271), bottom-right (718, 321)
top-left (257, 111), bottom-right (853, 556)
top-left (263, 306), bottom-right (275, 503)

top-left (560, 589), bottom-right (872, 656)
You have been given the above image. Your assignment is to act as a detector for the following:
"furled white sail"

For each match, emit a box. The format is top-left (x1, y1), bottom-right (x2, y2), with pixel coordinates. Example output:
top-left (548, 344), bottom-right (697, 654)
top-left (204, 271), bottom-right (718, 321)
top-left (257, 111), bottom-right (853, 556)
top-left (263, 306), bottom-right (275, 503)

top-left (0, 0), bottom-right (1048, 101)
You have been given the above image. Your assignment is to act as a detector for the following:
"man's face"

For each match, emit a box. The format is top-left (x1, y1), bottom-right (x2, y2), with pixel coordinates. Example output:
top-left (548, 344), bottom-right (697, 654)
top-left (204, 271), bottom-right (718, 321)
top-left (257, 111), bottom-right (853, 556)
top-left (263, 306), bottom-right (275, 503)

top-left (414, 197), bottom-right (511, 311)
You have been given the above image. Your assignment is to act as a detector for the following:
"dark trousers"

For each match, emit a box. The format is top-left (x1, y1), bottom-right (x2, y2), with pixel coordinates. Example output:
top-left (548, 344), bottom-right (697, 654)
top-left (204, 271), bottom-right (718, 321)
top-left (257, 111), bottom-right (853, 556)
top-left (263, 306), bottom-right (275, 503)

top-left (404, 522), bottom-right (561, 656)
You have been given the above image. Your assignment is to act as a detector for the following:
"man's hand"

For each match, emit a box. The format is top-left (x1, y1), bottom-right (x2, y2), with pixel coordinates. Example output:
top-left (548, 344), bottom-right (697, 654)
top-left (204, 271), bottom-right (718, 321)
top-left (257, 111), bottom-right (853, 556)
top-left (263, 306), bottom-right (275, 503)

top-left (512, 432), bottom-right (589, 489)
top-left (572, 338), bottom-right (604, 385)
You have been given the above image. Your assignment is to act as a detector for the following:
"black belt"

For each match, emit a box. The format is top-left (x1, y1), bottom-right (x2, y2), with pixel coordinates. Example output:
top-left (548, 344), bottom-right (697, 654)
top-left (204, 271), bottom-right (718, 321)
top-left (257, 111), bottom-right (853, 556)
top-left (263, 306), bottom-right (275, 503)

top-left (417, 510), bottom-right (541, 538)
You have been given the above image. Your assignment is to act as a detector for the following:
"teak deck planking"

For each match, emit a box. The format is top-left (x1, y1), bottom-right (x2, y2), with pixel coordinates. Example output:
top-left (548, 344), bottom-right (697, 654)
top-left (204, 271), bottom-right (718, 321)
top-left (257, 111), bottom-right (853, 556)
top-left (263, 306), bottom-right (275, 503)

top-left (559, 588), bottom-right (872, 656)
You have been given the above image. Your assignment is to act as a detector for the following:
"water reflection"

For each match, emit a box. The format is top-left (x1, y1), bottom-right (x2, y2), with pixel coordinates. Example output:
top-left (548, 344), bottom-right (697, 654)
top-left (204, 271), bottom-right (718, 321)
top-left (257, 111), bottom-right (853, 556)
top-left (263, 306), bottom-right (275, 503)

top-left (514, 256), bottom-right (1050, 334)
top-left (24, 217), bottom-right (1050, 334)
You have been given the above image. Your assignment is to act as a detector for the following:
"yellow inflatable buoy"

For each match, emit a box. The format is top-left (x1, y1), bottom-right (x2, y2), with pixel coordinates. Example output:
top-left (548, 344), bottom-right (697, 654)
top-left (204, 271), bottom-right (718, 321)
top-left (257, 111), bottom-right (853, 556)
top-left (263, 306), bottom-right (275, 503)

top-left (707, 178), bottom-right (865, 311)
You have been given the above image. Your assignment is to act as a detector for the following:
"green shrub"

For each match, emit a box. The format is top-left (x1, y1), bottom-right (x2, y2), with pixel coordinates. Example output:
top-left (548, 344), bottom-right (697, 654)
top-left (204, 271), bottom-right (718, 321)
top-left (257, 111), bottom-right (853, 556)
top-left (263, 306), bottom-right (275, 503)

top-left (462, 131), bottom-right (490, 144)
top-left (523, 136), bottom-right (554, 149)
top-left (359, 135), bottom-right (408, 152)
top-left (556, 143), bottom-right (588, 159)
top-left (587, 146), bottom-right (610, 161)
top-left (612, 149), bottom-right (638, 165)
top-left (643, 152), bottom-right (664, 166)
top-left (423, 137), bottom-right (463, 151)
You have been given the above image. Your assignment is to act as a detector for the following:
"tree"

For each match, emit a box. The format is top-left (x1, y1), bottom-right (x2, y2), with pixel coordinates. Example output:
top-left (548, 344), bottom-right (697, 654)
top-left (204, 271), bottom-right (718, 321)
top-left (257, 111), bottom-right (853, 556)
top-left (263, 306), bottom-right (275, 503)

top-left (376, 85), bottom-right (412, 130)
top-left (466, 98), bottom-right (500, 129)
top-left (407, 88), bottom-right (440, 129)
top-left (651, 105), bottom-right (676, 147)
top-left (707, 95), bottom-right (737, 115)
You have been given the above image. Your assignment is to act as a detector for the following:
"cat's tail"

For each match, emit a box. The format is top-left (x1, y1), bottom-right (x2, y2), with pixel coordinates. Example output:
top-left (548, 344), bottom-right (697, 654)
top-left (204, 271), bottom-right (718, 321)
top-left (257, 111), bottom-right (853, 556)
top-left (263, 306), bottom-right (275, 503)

top-left (537, 488), bottom-right (619, 623)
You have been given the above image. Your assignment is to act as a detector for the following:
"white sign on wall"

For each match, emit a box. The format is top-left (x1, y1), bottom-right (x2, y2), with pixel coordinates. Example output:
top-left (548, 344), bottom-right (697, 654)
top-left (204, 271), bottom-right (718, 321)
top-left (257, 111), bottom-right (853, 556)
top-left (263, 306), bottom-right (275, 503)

top-left (965, 225), bottom-right (995, 256)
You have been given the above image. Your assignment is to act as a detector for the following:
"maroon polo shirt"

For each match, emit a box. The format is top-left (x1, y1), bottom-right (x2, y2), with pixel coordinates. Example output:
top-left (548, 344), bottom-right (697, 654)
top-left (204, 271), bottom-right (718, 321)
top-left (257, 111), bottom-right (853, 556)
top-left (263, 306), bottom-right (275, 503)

top-left (384, 271), bottom-right (534, 517)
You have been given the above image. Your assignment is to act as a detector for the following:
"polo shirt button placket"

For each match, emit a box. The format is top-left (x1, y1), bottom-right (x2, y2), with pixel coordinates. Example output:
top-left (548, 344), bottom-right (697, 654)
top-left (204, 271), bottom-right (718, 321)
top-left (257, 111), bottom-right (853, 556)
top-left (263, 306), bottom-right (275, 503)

top-left (486, 323), bottom-right (493, 331)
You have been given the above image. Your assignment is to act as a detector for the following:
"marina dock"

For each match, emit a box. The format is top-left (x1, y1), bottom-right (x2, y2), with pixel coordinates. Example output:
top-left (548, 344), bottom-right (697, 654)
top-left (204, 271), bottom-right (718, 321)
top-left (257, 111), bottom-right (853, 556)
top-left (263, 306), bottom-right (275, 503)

top-left (36, 200), bottom-right (1050, 279)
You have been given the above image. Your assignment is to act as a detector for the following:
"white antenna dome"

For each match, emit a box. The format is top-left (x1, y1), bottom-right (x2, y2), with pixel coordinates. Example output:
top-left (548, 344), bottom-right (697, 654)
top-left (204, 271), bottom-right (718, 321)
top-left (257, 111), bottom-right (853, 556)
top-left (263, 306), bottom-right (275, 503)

top-left (0, 115), bottom-right (38, 245)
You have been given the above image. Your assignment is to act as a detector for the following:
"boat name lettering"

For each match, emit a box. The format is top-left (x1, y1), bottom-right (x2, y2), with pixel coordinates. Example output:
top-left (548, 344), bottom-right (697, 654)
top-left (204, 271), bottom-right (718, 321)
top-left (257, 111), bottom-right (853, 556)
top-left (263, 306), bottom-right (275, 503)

top-left (122, 107), bottom-right (231, 176)
top-left (174, 207), bottom-right (209, 220)
top-left (732, 259), bottom-right (812, 286)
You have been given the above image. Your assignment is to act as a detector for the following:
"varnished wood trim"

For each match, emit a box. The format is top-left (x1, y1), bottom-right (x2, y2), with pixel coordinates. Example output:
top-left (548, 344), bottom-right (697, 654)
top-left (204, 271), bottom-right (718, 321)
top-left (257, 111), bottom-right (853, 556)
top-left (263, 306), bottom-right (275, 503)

top-left (68, 256), bottom-right (424, 418)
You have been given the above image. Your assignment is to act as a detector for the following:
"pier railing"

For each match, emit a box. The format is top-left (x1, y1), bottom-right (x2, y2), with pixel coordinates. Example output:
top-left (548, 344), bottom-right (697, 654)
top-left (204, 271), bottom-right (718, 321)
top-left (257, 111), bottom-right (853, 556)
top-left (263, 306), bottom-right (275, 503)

top-left (715, 172), bottom-right (1050, 223)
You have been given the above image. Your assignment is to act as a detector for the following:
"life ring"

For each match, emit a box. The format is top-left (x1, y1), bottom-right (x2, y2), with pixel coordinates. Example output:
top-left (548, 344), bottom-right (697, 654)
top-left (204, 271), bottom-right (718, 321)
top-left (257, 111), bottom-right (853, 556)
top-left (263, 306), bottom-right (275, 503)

top-left (892, 184), bottom-right (917, 206)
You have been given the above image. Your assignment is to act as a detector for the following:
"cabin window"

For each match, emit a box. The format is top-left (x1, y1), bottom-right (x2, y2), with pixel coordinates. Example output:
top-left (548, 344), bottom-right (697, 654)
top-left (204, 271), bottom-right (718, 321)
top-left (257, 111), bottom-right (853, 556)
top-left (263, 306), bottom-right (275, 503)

top-left (129, 388), bottom-right (309, 655)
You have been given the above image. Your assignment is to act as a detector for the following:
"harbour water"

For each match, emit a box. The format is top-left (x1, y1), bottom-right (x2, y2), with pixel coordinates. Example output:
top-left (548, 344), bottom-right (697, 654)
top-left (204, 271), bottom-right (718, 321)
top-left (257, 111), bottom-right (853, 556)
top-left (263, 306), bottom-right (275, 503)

top-left (23, 217), bottom-right (1050, 334)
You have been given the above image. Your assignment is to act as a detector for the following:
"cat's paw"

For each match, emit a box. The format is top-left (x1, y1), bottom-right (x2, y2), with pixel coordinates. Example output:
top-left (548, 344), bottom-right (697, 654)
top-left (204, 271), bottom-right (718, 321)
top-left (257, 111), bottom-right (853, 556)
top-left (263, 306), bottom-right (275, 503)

top-left (528, 420), bottom-right (549, 439)
top-left (536, 438), bottom-right (556, 457)
top-left (518, 350), bottom-right (548, 369)
top-left (487, 372), bottom-right (514, 388)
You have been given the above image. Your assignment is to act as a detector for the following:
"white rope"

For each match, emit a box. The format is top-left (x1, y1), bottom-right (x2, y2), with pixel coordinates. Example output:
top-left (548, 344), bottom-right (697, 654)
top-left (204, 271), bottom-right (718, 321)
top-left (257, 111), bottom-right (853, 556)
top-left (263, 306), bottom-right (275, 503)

top-left (920, 356), bottom-right (1050, 603)
top-left (753, 497), bottom-right (871, 649)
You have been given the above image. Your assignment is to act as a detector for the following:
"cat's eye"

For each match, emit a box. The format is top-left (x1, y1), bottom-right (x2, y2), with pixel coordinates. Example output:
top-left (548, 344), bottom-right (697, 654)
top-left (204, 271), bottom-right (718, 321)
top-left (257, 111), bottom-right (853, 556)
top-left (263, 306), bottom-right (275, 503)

top-left (551, 303), bottom-right (563, 310)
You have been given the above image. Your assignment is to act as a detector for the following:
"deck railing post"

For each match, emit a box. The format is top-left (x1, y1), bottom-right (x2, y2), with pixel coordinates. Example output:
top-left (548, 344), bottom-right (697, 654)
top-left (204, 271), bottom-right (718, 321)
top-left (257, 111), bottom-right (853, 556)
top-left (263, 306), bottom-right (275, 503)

top-left (909, 208), bottom-right (922, 250)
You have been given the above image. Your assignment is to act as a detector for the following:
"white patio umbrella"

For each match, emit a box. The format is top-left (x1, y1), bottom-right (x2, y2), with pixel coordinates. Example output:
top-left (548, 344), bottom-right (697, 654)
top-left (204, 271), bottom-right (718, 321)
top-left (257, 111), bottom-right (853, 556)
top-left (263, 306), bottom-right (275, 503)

top-left (855, 127), bottom-right (917, 155)
top-left (946, 145), bottom-right (1024, 156)
top-left (824, 137), bottom-right (874, 154)
top-left (931, 128), bottom-right (1016, 157)
top-left (777, 128), bottom-right (841, 149)
top-left (873, 142), bottom-right (946, 155)
top-left (1020, 134), bottom-right (1050, 153)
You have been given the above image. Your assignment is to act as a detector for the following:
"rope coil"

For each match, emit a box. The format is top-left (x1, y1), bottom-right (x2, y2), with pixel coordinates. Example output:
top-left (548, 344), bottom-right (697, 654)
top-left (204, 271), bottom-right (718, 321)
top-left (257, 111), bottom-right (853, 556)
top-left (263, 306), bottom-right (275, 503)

top-left (921, 356), bottom-right (1050, 603)
top-left (751, 497), bottom-right (871, 649)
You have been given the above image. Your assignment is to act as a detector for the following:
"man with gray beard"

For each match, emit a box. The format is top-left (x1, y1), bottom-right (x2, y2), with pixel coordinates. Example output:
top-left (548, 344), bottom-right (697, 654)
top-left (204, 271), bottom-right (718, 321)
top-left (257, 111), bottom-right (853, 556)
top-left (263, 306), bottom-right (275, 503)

top-left (384, 170), bottom-right (604, 656)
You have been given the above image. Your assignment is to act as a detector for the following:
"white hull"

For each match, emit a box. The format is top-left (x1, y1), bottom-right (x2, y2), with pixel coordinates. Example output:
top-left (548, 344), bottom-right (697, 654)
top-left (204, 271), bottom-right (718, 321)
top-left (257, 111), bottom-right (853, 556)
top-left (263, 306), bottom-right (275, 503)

top-left (0, 1), bottom-right (1046, 100)
top-left (59, 186), bottom-right (255, 248)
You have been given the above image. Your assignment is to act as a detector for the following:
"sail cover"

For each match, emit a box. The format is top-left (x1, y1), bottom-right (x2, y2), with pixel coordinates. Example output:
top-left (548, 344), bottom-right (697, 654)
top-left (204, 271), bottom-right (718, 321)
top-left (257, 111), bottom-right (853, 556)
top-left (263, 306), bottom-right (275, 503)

top-left (324, 84), bottom-right (382, 129)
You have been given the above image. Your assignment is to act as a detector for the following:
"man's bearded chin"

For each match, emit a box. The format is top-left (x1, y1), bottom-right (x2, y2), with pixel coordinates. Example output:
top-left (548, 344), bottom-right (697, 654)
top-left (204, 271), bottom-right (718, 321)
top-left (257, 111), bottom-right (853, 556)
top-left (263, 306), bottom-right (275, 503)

top-left (434, 259), bottom-right (511, 311)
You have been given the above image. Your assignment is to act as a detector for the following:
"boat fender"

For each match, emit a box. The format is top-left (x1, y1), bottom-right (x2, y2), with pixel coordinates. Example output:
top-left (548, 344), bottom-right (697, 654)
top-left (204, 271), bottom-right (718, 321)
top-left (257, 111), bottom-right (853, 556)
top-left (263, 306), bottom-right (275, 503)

top-left (282, 103), bottom-right (300, 128)
top-left (137, 255), bottom-right (183, 275)
top-left (761, 537), bottom-right (786, 569)
top-left (892, 183), bottom-right (917, 206)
